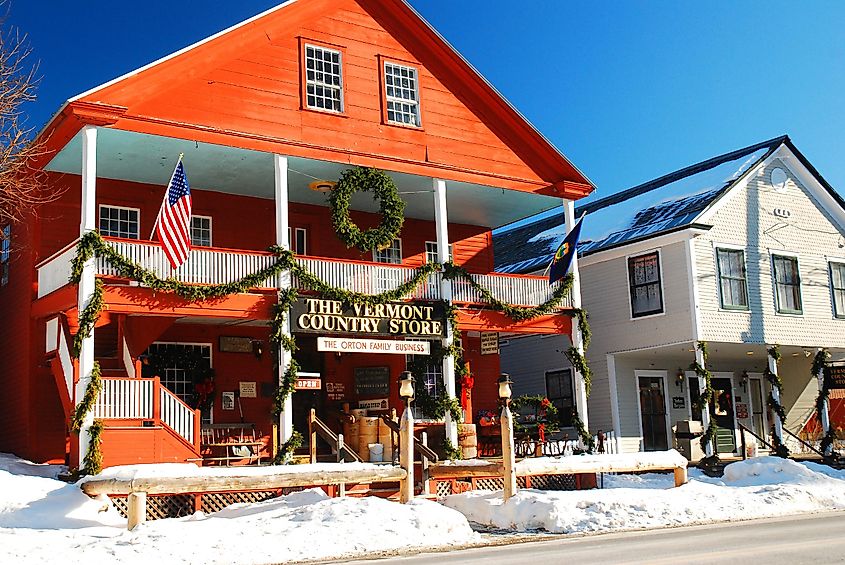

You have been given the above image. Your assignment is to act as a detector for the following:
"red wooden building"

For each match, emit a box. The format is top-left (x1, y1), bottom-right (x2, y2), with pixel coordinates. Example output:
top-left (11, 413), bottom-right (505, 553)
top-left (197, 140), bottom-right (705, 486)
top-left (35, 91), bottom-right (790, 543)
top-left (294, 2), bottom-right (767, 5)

top-left (2, 0), bottom-right (593, 470)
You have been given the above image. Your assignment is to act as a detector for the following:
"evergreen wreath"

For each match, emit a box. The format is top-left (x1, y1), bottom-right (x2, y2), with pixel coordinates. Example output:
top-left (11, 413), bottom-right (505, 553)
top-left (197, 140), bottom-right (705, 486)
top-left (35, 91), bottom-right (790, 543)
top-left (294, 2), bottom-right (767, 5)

top-left (689, 341), bottom-right (718, 455)
top-left (764, 345), bottom-right (789, 458)
top-left (329, 167), bottom-right (405, 252)
top-left (511, 395), bottom-right (560, 438)
top-left (812, 349), bottom-right (838, 456)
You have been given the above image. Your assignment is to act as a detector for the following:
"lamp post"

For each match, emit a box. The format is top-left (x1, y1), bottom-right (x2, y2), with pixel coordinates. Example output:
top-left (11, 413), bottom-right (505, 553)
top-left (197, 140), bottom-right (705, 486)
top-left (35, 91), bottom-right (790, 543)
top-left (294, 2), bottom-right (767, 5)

top-left (398, 371), bottom-right (416, 503)
top-left (498, 373), bottom-right (517, 501)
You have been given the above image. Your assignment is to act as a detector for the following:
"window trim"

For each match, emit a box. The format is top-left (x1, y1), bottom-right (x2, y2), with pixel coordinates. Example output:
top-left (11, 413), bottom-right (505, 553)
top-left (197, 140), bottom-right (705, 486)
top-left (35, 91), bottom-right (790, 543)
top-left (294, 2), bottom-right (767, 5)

top-left (626, 249), bottom-right (665, 319)
top-left (424, 241), bottom-right (453, 264)
top-left (373, 238), bottom-right (403, 265)
top-left (714, 245), bottom-right (750, 311)
top-left (98, 204), bottom-right (141, 240)
top-left (299, 38), bottom-right (347, 116)
top-left (378, 55), bottom-right (423, 129)
top-left (770, 251), bottom-right (803, 316)
top-left (190, 215), bottom-right (213, 247)
top-left (544, 367), bottom-right (575, 428)
top-left (828, 260), bottom-right (845, 319)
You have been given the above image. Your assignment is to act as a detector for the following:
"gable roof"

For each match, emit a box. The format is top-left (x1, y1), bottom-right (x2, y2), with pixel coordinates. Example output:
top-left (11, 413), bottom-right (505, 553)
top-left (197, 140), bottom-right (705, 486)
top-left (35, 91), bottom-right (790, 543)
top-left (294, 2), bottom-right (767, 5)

top-left (494, 135), bottom-right (827, 274)
top-left (39, 0), bottom-right (593, 198)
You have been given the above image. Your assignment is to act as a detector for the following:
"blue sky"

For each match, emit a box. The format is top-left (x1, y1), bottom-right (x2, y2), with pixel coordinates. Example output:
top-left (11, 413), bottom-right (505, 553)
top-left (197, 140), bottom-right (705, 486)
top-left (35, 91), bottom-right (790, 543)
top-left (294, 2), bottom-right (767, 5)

top-left (8, 1), bottom-right (845, 200)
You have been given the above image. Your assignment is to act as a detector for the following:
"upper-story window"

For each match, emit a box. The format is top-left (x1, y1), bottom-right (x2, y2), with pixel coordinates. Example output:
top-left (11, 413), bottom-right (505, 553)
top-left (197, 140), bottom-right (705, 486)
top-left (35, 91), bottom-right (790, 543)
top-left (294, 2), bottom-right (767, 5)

top-left (425, 241), bottom-right (453, 264)
top-left (628, 251), bottom-right (663, 317)
top-left (829, 262), bottom-right (845, 318)
top-left (1, 225), bottom-right (10, 286)
top-left (374, 238), bottom-right (402, 265)
top-left (99, 205), bottom-right (139, 239)
top-left (384, 62), bottom-right (421, 127)
top-left (288, 227), bottom-right (307, 255)
top-left (716, 248), bottom-right (749, 310)
top-left (304, 44), bottom-right (343, 113)
top-left (772, 254), bottom-right (802, 314)
top-left (191, 216), bottom-right (212, 247)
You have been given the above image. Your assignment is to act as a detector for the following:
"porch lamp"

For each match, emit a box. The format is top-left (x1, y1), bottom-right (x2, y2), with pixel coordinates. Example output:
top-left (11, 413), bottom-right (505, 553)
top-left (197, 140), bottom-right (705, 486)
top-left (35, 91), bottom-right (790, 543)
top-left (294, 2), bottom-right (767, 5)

top-left (398, 371), bottom-right (416, 406)
top-left (498, 373), bottom-right (513, 406)
top-left (397, 370), bottom-right (415, 503)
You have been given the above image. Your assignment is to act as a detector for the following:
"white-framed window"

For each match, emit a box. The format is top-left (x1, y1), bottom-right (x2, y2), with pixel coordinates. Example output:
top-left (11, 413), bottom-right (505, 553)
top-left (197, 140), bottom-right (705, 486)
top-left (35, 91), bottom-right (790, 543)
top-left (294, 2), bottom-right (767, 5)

top-left (288, 227), bottom-right (307, 255)
top-left (830, 262), bottom-right (845, 318)
top-left (304, 44), bottom-right (343, 113)
top-left (191, 216), bottom-right (212, 247)
top-left (716, 248), bottom-right (749, 310)
top-left (384, 62), bottom-right (421, 127)
top-left (374, 238), bottom-right (402, 265)
top-left (99, 205), bottom-right (140, 239)
top-left (545, 369), bottom-right (574, 427)
top-left (628, 251), bottom-right (663, 317)
top-left (1, 224), bottom-right (9, 286)
top-left (425, 241), bottom-right (453, 264)
top-left (145, 342), bottom-right (213, 424)
top-left (772, 254), bottom-right (802, 314)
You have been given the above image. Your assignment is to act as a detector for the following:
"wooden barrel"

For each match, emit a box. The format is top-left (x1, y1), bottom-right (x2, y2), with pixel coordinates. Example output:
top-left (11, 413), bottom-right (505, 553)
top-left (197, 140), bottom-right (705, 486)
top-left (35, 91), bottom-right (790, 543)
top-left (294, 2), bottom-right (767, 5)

top-left (378, 419), bottom-right (394, 462)
top-left (458, 423), bottom-right (478, 459)
top-left (358, 416), bottom-right (380, 461)
top-left (343, 419), bottom-right (360, 452)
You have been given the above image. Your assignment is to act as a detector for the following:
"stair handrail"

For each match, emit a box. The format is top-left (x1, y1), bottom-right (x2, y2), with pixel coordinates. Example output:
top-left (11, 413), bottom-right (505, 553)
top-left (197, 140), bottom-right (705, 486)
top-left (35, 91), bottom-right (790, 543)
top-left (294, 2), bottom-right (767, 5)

top-left (781, 425), bottom-right (829, 460)
top-left (308, 409), bottom-right (362, 463)
top-left (737, 423), bottom-right (776, 460)
top-left (379, 415), bottom-right (439, 462)
top-left (156, 378), bottom-right (201, 450)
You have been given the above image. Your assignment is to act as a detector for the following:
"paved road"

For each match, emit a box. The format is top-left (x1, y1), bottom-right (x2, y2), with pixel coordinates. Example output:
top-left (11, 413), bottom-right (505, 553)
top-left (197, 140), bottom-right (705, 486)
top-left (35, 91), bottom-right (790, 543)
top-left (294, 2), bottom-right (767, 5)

top-left (345, 512), bottom-right (845, 564)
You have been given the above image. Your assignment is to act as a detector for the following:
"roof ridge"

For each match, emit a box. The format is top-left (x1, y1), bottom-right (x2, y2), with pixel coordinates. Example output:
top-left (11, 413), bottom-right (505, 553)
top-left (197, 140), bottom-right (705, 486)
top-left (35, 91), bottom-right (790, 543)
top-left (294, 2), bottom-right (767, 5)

top-left (575, 135), bottom-right (788, 216)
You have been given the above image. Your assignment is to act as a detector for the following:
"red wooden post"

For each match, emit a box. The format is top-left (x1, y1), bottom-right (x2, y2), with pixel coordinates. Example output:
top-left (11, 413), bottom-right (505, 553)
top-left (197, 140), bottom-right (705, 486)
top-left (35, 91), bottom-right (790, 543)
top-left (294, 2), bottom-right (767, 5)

top-left (193, 408), bottom-right (202, 451)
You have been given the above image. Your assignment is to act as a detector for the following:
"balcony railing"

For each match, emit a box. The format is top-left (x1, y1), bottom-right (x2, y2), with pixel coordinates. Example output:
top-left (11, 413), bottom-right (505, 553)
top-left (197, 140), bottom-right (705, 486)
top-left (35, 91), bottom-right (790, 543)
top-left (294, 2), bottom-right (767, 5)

top-left (35, 238), bottom-right (570, 309)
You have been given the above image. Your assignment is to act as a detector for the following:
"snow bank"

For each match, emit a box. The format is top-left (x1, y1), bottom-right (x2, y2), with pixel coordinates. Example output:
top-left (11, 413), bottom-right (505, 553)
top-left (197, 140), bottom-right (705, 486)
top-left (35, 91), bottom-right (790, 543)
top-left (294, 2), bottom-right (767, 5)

top-left (444, 456), bottom-right (845, 534)
top-left (0, 454), bottom-right (476, 564)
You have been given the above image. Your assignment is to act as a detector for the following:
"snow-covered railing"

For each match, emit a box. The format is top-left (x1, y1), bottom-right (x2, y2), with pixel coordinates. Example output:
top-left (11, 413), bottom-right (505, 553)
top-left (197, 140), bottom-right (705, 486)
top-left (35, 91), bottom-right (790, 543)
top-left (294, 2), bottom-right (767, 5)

top-left (35, 237), bottom-right (570, 310)
top-left (159, 385), bottom-right (197, 448)
top-left (94, 378), bottom-right (154, 420)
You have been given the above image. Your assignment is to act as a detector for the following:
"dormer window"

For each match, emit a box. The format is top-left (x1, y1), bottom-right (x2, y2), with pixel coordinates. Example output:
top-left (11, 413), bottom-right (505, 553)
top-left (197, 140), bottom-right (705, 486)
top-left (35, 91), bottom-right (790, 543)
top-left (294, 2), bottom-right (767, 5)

top-left (304, 44), bottom-right (343, 113)
top-left (384, 62), bottom-right (420, 127)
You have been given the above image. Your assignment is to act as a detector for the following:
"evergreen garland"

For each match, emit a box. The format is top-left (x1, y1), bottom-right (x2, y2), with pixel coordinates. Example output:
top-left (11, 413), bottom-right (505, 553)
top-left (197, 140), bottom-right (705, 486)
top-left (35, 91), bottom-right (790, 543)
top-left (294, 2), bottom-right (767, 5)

top-left (689, 341), bottom-right (718, 454)
top-left (71, 361), bottom-right (102, 434)
top-left (764, 345), bottom-right (789, 458)
top-left (273, 430), bottom-right (304, 465)
top-left (812, 349), bottom-right (838, 455)
top-left (570, 410), bottom-right (595, 452)
top-left (571, 308), bottom-right (591, 350)
top-left (82, 419), bottom-right (104, 476)
top-left (328, 167), bottom-right (406, 252)
top-left (565, 346), bottom-right (593, 397)
top-left (72, 279), bottom-right (104, 359)
top-left (442, 436), bottom-right (463, 461)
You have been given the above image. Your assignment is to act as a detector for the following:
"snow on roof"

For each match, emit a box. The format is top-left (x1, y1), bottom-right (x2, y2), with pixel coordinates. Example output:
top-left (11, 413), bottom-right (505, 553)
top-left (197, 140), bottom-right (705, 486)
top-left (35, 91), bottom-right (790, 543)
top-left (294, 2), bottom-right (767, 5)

top-left (494, 137), bottom-right (785, 273)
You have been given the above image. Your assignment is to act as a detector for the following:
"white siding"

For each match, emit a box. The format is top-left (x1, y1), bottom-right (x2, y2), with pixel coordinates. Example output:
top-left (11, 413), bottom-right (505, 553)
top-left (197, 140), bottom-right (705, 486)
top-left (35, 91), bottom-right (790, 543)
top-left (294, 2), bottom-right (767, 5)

top-left (696, 157), bottom-right (845, 347)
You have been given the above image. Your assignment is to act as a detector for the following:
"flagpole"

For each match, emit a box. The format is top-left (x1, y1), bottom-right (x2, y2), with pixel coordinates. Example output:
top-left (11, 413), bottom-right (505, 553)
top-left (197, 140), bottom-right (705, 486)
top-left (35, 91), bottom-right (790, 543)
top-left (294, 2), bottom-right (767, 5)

top-left (149, 153), bottom-right (184, 240)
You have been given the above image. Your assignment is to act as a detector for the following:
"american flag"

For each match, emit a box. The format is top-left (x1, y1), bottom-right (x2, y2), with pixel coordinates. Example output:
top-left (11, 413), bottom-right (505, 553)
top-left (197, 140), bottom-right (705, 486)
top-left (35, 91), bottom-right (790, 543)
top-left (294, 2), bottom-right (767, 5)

top-left (154, 158), bottom-right (192, 269)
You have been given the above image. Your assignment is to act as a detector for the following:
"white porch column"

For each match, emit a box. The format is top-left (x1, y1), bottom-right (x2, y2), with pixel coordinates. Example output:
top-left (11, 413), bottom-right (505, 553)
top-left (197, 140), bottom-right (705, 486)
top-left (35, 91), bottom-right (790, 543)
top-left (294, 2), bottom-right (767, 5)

top-left (767, 348), bottom-right (784, 447)
top-left (815, 348), bottom-right (832, 455)
top-left (433, 178), bottom-right (458, 446)
top-left (563, 199), bottom-right (589, 434)
top-left (696, 347), bottom-right (715, 458)
top-left (274, 154), bottom-right (294, 445)
top-left (76, 125), bottom-right (98, 467)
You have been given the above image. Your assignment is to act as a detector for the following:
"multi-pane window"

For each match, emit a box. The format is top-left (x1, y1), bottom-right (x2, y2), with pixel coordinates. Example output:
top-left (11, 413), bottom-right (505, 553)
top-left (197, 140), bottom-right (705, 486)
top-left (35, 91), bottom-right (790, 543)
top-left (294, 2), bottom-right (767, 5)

top-left (384, 62), bottom-right (420, 127)
top-left (191, 216), bottom-right (212, 247)
top-left (1, 225), bottom-right (9, 286)
top-left (304, 44), bottom-right (343, 112)
top-left (288, 227), bottom-right (307, 255)
top-left (716, 248), bottom-right (748, 309)
top-left (425, 241), bottom-right (453, 264)
top-left (772, 254), bottom-right (802, 314)
top-left (374, 238), bottom-right (402, 265)
top-left (99, 205), bottom-right (139, 239)
top-left (830, 262), bottom-right (845, 318)
top-left (545, 369), bottom-right (574, 427)
top-left (628, 251), bottom-right (663, 317)
top-left (144, 343), bottom-right (213, 423)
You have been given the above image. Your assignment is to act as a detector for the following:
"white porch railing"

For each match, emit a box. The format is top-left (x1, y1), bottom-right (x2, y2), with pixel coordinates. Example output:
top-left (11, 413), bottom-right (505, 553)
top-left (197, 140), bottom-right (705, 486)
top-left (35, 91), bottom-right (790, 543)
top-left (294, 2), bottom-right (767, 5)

top-left (159, 386), bottom-right (196, 447)
top-left (35, 238), bottom-right (569, 309)
top-left (93, 378), bottom-right (154, 420)
top-left (57, 322), bottom-right (74, 402)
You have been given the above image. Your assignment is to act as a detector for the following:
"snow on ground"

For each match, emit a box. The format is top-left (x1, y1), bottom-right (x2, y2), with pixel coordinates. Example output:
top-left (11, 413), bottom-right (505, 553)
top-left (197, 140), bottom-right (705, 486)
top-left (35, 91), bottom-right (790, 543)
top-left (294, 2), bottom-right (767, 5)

top-left (443, 456), bottom-right (845, 534)
top-left (0, 454), bottom-right (476, 565)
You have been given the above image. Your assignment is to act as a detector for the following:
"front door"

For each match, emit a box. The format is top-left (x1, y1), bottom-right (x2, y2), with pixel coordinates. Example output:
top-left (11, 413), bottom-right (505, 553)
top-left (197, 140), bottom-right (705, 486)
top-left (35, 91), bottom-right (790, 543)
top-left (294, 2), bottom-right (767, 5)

top-left (638, 376), bottom-right (668, 451)
top-left (749, 377), bottom-right (769, 447)
top-left (711, 377), bottom-right (737, 453)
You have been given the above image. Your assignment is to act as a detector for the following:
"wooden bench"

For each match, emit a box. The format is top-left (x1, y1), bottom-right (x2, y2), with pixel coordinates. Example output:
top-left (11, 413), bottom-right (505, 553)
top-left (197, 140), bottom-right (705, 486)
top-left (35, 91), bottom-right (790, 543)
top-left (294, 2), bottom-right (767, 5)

top-left (200, 423), bottom-right (264, 466)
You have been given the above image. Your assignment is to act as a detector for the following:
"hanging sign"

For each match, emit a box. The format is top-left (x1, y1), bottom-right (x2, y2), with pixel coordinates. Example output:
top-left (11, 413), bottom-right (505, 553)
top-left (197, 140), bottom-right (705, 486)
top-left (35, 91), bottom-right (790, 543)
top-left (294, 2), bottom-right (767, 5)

top-left (480, 332), bottom-right (499, 355)
top-left (295, 377), bottom-right (322, 391)
top-left (358, 398), bottom-right (390, 410)
top-left (825, 365), bottom-right (845, 389)
top-left (291, 298), bottom-right (445, 338)
top-left (318, 337), bottom-right (430, 355)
